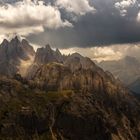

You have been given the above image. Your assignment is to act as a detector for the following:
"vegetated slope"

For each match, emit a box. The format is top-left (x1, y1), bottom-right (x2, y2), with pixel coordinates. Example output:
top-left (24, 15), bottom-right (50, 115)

top-left (0, 69), bottom-right (140, 140)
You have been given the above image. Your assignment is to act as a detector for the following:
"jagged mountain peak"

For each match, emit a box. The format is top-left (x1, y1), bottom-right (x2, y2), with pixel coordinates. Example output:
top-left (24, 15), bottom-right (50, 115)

top-left (0, 36), bottom-right (28, 49)
top-left (10, 36), bottom-right (21, 44)
top-left (1, 39), bottom-right (9, 46)
top-left (13, 35), bottom-right (19, 40)
top-left (2, 36), bottom-right (30, 47)
top-left (21, 39), bottom-right (29, 45)
top-left (32, 44), bottom-right (100, 74)
top-left (64, 52), bottom-right (99, 73)
top-left (56, 48), bottom-right (61, 55)
top-left (45, 44), bottom-right (51, 50)
top-left (36, 44), bottom-right (53, 54)
top-left (28, 44), bottom-right (105, 87)
top-left (34, 45), bottom-right (63, 64)
top-left (0, 37), bottom-right (35, 77)
top-left (71, 52), bottom-right (82, 57)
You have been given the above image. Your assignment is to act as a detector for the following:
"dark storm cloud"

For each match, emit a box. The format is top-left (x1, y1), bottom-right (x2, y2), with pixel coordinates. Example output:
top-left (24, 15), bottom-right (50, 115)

top-left (27, 0), bottom-right (140, 48)
top-left (1, 0), bottom-right (140, 48)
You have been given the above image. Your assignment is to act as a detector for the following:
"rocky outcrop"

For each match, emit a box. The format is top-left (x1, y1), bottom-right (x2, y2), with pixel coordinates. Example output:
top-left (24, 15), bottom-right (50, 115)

top-left (34, 44), bottom-right (63, 64)
top-left (28, 49), bottom-right (120, 94)
top-left (27, 50), bottom-right (104, 81)
top-left (27, 45), bottom-right (64, 79)
top-left (64, 53), bottom-right (100, 72)
top-left (28, 62), bottom-right (121, 94)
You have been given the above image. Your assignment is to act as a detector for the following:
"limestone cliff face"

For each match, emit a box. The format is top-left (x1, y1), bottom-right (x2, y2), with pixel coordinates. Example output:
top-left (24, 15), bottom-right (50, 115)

top-left (28, 47), bottom-right (120, 95)
top-left (28, 61), bottom-right (124, 98)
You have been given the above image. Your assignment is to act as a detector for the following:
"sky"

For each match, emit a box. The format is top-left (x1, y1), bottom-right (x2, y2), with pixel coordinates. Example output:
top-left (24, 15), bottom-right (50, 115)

top-left (0, 0), bottom-right (140, 61)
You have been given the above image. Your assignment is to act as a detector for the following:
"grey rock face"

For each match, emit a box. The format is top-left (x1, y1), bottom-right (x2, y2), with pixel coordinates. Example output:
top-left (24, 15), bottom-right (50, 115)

top-left (0, 36), bottom-right (35, 77)
top-left (64, 53), bottom-right (102, 72)
top-left (34, 44), bottom-right (63, 64)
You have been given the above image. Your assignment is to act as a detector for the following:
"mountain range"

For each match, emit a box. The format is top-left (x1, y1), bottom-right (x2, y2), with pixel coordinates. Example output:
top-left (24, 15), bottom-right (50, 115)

top-left (0, 37), bottom-right (140, 140)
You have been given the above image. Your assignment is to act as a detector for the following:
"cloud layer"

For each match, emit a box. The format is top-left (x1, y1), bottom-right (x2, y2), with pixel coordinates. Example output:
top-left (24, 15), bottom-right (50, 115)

top-left (0, 0), bottom-right (95, 41)
top-left (115, 0), bottom-right (136, 16)
top-left (56, 0), bottom-right (95, 15)
top-left (60, 43), bottom-right (140, 62)
top-left (0, 0), bottom-right (73, 38)
top-left (0, 0), bottom-right (140, 48)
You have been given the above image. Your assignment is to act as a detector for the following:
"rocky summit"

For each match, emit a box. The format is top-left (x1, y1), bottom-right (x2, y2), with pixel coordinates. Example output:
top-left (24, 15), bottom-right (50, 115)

top-left (0, 38), bottom-right (140, 140)
top-left (0, 36), bottom-right (35, 77)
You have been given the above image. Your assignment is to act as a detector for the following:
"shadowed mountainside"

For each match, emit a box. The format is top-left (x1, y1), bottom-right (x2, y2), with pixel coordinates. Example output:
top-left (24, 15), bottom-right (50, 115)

top-left (0, 38), bottom-right (140, 139)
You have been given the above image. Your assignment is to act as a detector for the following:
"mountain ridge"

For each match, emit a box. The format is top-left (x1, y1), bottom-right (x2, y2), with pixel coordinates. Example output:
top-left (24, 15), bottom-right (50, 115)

top-left (0, 37), bottom-right (140, 139)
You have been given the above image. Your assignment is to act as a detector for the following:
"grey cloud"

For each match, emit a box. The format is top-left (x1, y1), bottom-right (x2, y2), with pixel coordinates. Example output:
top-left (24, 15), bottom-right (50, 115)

top-left (0, 0), bottom-right (95, 41)
top-left (1, 0), bottom-right (140, 49)
top-left (28, 0), bottom-right (140, 48)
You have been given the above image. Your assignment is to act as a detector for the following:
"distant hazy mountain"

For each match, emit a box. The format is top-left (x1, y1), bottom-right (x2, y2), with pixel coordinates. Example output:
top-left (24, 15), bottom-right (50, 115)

top-left (129, 78), bottom-right (140, 94)
top-left (0, 37), bottom-right (140, 139)
top-left (99, 56), bottom-right (140, 85)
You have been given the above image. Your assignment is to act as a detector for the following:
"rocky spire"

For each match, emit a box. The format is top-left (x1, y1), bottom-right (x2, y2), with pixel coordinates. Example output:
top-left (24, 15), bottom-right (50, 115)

top-left (45, 44), bottom-right (52, 51)
top-left (34, 44), bottom-right (64, 64)
top-left (56, 48), bottom-right (61, 55)
top-left (11, 36), bottom-right (20, 44)
top-left (21, 39), bottom-right (35, 56)
top-left (0, 37), bottom-right (35, 77)
top-left (1, 39), bottom-right (9, 46)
